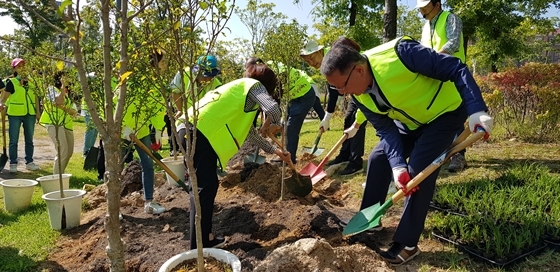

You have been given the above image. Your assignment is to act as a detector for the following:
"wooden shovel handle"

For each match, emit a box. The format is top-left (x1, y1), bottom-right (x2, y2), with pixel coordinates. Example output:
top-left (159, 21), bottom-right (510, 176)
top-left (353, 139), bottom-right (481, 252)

top-left (1, 108), bottom-right (6, 150)
top-left (315, 134), bottom-right (348, 171)
top-left (391, 129), bottom-right (485, 202)
top-left (267, 131), bottom-right (298, 172)
top-left (130, 134), bottom-right (182, 182)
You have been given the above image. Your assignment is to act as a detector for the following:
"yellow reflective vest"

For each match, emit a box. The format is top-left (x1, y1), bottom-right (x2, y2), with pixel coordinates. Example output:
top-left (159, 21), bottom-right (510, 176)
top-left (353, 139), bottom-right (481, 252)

top-left (40, 87), bottom-right (74, 130)
top-left (6, 77), bottom-right (37, 116)
top-left (188, 78), bottom-right (260, 169)
top-left (421, 11), bottom-right (465, 62)
top-left (354, 37), bottom-right (462, 130)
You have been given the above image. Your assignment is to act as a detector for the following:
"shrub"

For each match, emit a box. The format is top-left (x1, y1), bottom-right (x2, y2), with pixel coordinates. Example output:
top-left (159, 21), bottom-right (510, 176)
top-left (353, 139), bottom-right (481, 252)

top-left (477, 63), bottom-right (560, 142)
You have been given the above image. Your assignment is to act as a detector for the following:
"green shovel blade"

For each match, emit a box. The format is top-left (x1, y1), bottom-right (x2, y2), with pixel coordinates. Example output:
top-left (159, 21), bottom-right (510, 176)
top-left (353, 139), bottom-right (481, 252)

top-left (342, 199), bottom-right (394, 236)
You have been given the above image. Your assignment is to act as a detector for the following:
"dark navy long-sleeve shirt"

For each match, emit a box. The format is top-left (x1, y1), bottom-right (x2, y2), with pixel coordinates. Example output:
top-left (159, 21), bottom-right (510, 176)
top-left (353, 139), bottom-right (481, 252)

top-left (354, 39), bottom-right (488, 169)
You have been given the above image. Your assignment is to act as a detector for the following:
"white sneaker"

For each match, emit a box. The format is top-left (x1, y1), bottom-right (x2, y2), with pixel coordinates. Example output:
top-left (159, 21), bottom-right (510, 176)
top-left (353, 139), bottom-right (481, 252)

top-left (25, 162), bottom-right (40, 171)
top-left (9, 164), bottom-right (17, 173)
top-left (144, 202), bottom-right (166, 214)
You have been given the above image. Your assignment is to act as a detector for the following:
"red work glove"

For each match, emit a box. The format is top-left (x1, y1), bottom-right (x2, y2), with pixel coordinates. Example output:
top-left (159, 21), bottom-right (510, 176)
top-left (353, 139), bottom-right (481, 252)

top-left (151, 130), bottom-right (163, 151)
top-left (150, 142), bottom-right (161, 151)
top-left (392, 167), bottom-right (418, 196)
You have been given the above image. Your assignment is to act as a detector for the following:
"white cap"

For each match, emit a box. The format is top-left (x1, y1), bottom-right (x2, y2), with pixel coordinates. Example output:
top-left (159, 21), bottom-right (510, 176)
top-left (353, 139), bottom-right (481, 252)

top-left (300, 40), bottom-right (324, 56)
top-left (416, 0), bottom-right (432, 8)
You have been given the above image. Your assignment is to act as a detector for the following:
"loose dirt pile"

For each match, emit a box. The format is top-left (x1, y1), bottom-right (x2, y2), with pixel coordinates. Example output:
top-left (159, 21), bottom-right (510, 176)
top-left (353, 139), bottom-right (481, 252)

top-left (38, 142), bottom-right (426, 272)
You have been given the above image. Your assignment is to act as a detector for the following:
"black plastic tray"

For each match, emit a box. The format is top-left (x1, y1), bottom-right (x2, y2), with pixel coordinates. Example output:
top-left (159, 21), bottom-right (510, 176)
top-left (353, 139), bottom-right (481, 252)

top-left (432, 231), bottom-right (547, 267)
top-left (544, 238), bottom-right (560, 253)
top-left (429, 202), bottom-right (467, 217)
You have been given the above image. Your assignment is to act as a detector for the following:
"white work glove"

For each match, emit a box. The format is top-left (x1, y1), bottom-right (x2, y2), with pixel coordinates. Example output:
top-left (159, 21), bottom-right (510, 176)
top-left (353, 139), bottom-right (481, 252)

top-left (155, 130), bottom-right (162, 144)
top-left (151, 130), bottom-right (163, 151)
top-left (392, 167), bottom-right (417, 196)
top-left (343, 123), bottom-right (360, 139)
top-left (122, 126), bottom-right (134, 141)
top-left (468, 111), bottom-right (493, 139)
top-left (319, 112), bottom-right (332, 132)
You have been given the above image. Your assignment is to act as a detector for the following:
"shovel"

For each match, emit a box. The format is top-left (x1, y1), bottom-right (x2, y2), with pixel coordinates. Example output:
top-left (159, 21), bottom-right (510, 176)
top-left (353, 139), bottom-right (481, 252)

top-left (0, 108), bottom-right (8, 170)
top-left (300, 134), bottom-right (348, 185)
top-left (343, 128), bottom-right (483, 236)
top-left (268, 131), bottom-right (312, 197)
top-left (130, 134), bottom-right (190, 192)
top-left (244, 147), bottom-right (266, 164)
top-left (301, 130), bottom-right (325, 156)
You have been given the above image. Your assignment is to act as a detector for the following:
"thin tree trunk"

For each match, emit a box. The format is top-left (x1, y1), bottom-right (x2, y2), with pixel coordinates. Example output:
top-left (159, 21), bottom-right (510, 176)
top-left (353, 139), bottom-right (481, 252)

top-left (100, 0), bottom-right (125, 271)
top-left (349, 0), bottom-right (357, 26)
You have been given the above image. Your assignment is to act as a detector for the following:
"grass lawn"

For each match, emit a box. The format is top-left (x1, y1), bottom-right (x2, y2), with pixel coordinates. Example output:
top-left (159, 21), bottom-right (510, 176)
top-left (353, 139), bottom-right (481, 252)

top-left (1, 112), bottom-right (559, 271)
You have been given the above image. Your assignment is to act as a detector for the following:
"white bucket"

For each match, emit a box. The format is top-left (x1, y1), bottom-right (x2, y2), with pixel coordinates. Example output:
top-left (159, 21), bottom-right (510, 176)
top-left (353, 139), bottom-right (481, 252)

top-left (158, 248), bottom-right (241, 272)
top-left (36, 174), bottom-right (72, 194)
top-left (0, 179), bottom-right (38, 213)
top-left (161, 156), bottom-right (184, 187)
top-left (42, 189), bottom-right (86, 230)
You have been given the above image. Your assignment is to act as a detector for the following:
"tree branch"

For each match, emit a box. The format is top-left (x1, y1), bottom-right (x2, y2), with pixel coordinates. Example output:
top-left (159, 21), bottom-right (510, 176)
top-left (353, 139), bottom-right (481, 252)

top-left (15, 0), bottom-right (67, 35)
top-left (0, 36), bottom-right (76, 65)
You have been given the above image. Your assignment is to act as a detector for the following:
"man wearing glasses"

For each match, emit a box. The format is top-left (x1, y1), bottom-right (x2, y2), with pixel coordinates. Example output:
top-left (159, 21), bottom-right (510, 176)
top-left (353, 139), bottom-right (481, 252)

top-left (321, 36), bottom-right (492, 266)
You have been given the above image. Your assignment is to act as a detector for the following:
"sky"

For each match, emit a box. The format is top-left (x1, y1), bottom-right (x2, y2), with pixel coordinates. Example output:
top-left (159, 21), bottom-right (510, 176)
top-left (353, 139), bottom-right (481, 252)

top-left (1, 0), bottom-right (559, 39)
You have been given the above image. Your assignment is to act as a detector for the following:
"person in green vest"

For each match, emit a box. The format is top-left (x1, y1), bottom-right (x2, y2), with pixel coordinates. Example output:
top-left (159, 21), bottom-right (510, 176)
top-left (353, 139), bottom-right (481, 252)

top-left (175, 61), bottom-right (291, 249)
top-left (121, 50), bottom-right (168, 215)
top-left (40, 71), bottom-right (78, 174)
top-left (321, 37), bottom-right (492, 265)
top-left (167, 55), bottom-right (222, 156)
top-left (0, 58), bottom-right (41, 173)
top-left (300, 40), bottom-right (368, 177)
top-left (267, 61), bottom-right (316, 164)
top-left (417, 0), bottom-right (468, 172)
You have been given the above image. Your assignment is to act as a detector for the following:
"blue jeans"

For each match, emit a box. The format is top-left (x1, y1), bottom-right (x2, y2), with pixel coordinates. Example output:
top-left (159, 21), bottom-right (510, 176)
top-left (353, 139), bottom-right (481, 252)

top-left (83, 112), bottom-right (98, 154)
top-left (8, 114), bottom-right (36, 164)
top-left (136, 136), bottom-right (155, 201)
top-left (286, 89), bottom-right (315, 163)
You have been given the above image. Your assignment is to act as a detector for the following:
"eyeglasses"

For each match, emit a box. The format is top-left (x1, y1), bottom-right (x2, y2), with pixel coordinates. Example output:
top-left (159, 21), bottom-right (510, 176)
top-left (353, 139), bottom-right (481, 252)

top-left (331, 64), bottom-right (356, 92)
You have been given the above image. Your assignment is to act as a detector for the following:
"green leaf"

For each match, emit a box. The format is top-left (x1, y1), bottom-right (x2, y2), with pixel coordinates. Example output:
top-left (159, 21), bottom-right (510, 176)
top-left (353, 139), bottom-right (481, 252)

top-left (58, 0), bottom-right (72, 15)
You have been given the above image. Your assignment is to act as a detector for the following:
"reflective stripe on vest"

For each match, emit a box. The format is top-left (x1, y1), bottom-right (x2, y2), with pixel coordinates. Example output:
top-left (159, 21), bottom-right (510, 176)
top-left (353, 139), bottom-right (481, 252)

top-left (353, 36), bottom-right (462, 131)
top-left (189, 78), bottom-right (260, 169)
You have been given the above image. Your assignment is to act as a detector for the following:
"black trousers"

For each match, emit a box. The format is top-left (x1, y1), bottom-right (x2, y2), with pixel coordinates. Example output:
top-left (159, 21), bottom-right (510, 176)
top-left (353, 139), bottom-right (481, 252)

top-left (184, 128), bottom-right (219, 249)
top-left (335, 100), bottom-right (366, 168)
top-left (361, 105), bottom-right (467, 247)
top-left (97, 139), bottom-right (134, 181)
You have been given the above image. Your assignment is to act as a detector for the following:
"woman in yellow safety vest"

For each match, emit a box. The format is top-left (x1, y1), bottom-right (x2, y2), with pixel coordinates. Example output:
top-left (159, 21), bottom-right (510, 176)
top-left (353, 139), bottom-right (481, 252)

top-left (176, 61), bottom-right (291, 249)
top-left (0, 58), bottom-right (41, 173)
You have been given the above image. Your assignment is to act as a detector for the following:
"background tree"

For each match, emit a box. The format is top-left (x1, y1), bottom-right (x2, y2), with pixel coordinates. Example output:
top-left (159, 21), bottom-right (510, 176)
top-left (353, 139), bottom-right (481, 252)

top-left (236, 0), bottom-right (287, 55)
top-left (382, 0), bottom-right (397, 42)
top-left (0, 0), bottom-right (64, 49)
top-left (396, 5), bottom-right (423, 40)
top-left (446, 0), bottom-right (560, 72)
top-left (302, 0), bottom-right (384, 48)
